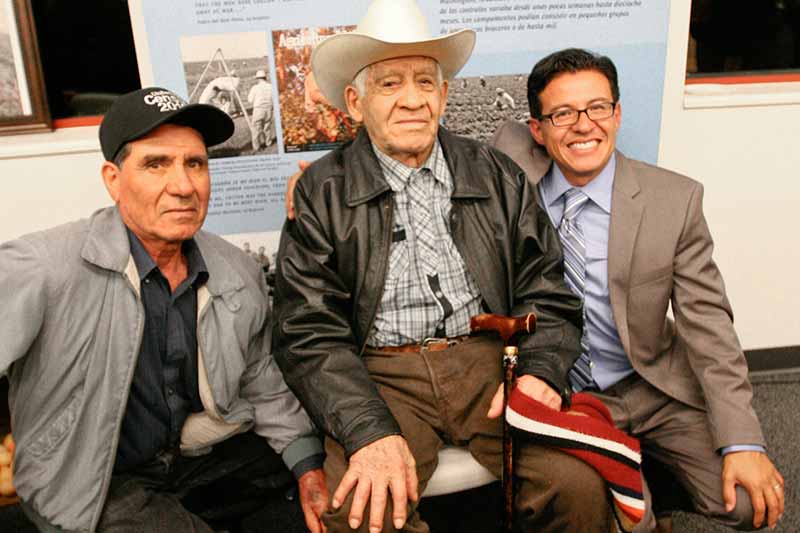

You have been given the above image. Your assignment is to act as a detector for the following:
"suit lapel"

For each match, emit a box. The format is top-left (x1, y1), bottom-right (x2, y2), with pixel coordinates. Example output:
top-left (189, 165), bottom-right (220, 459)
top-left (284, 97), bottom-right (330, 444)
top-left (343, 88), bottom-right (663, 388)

top-left (608, 152), bottom-right (643, 357)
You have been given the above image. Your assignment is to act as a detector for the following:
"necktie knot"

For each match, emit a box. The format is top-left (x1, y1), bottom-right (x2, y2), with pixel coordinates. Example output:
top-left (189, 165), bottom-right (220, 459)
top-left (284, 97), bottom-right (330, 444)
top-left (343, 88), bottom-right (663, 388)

top-left (562, 188), bottom-right (589, 223)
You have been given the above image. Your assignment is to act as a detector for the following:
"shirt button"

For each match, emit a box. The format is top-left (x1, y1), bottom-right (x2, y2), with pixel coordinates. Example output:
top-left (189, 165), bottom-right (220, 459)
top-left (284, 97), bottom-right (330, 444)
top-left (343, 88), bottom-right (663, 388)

top-left (589, 361), bottom-right (595, 368)
top-left (167, 388), bottom-right (174, 396)
top-left (435, 291), bottom-right (443, 298)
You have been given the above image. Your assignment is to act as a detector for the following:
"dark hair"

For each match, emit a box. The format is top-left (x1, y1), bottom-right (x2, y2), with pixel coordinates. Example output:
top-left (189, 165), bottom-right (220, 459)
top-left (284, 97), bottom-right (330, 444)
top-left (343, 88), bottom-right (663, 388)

top-left (527, 48), bottom-right (620, 119)
top-left (112, 142), bottom-right (131, 168)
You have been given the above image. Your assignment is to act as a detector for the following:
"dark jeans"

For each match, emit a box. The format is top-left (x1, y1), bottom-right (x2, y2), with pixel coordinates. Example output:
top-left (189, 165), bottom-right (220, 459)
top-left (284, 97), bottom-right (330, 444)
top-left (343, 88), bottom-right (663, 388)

top-left (95, 432), bottom-right (290, 533)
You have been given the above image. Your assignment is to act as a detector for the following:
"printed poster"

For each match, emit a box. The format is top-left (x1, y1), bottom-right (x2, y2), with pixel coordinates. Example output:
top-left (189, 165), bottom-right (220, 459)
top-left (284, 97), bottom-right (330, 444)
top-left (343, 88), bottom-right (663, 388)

top-left (129, 0), bottom-right (670, 257)
top-left (272, 25), bottom-right (359, 153)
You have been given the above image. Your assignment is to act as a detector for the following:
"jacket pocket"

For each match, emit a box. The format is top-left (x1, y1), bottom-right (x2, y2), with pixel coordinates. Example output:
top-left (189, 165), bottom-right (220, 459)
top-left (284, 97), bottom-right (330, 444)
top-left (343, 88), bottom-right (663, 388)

top-left (383, 231), bottom-right (411, 295)
top-left (28, 393), bottom-right (79, 458)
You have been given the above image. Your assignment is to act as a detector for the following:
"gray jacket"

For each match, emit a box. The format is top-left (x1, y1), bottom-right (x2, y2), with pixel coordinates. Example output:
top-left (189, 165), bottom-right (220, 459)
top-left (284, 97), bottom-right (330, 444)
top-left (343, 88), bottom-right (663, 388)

top-left (0, 207), bottom-right (321, 532)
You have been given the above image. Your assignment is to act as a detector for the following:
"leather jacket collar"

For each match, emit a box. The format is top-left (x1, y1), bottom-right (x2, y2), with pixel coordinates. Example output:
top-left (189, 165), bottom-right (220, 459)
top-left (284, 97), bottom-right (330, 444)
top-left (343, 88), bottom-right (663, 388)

top-left (343, 127), bottom-right (491, 207)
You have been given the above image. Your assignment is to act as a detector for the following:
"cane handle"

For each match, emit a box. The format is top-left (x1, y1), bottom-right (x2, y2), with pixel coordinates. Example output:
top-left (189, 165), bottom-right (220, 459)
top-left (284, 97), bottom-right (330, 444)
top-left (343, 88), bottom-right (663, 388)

top-left (470, 313), bottom-right (537, 346)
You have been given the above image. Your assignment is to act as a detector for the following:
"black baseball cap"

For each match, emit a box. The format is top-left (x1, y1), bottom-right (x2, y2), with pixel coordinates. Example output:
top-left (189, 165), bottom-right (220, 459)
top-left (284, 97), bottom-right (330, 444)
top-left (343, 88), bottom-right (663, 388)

top-left (99, 87), bottom-right (235, 161)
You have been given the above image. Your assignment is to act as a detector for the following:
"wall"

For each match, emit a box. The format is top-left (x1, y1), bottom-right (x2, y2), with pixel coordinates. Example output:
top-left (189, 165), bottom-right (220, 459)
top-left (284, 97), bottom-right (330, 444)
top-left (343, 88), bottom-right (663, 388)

top-left (1, 0), bottom-right (798, 350)
top-left (658, 0), bottom-right (800, 349)
top-left (0, 128), bottom-right (108, 242)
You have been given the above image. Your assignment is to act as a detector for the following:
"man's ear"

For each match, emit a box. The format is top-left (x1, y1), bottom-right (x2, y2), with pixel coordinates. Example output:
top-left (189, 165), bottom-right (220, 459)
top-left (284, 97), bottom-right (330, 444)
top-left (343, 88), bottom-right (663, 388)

top-left (439, 78), bottom-right (449, 116)
top-left (101, 161), bottom-right (122, 203)
top-left (344, 86), bottom-right (363, 122)
top-left (529, 118), bottom-right (546, 146)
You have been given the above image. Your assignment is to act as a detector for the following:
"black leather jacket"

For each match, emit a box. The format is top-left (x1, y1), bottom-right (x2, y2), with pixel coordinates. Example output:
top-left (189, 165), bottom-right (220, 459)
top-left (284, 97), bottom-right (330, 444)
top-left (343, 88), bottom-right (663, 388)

top-left (273, 128), bottom-right (582, 456)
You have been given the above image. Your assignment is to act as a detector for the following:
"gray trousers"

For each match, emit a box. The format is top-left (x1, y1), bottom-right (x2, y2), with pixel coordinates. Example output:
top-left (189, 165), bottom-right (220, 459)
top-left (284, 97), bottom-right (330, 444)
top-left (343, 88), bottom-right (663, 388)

top-left (590, 373), bottom-right (758, 532)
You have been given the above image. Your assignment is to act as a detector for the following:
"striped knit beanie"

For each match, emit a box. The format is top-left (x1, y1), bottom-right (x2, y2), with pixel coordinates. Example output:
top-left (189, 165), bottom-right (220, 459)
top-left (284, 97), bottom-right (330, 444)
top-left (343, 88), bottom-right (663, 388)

top-left (506, 389), bottom-right (645, 531)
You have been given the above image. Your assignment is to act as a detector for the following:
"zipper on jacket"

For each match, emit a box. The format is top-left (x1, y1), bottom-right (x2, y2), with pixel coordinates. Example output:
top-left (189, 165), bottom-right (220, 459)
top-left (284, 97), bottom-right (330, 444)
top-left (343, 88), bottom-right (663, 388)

top-left (92, 271), bottom-right (146, 532)
top-left (359, 197), bottom-right (394, 356)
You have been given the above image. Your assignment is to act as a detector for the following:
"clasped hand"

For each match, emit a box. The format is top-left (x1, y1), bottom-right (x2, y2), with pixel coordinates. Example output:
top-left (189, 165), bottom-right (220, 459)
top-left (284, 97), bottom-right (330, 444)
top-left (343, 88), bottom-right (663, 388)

top-left (487, 374), bottom-right (562, 418)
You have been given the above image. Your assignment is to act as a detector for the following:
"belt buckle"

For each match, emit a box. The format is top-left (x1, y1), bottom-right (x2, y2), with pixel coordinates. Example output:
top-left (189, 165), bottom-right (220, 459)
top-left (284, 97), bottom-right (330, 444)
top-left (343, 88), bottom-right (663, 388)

top-left (421, 337), bottom-right (457, 351)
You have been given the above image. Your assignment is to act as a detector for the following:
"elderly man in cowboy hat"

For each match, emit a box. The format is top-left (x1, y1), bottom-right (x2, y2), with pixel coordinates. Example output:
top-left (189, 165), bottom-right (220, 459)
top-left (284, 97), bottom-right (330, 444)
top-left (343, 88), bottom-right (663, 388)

top-left (272, 1), bottom-right (614, 531)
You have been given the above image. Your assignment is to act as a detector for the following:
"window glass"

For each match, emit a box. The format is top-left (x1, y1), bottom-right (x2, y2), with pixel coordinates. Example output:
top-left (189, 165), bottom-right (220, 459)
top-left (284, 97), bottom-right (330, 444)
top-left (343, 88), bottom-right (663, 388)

top-left (31, 0), bottom-right (140, 119)
top-left (688, 0), bottom-right (800, 77)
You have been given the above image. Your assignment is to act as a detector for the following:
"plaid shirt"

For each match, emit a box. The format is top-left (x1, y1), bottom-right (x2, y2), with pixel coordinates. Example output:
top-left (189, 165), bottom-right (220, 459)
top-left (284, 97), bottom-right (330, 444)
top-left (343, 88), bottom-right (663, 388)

top-left (367, 140), bottom-right (483, 346)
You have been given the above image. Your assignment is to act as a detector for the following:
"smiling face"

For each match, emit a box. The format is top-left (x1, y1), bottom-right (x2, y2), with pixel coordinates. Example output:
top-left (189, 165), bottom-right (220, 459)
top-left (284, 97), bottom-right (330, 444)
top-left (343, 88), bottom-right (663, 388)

top-left (101, 124), bottom-right (210, 251)
top-left (529, 70), bottom-right (621, 186)
top-left (345, 56), bottom-right (448, 168)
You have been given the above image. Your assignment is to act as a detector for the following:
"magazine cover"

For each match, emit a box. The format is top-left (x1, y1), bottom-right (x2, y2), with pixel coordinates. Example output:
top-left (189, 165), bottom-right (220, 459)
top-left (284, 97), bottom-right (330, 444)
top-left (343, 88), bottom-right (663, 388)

top-left (272, 25), bottom-right (360, 153)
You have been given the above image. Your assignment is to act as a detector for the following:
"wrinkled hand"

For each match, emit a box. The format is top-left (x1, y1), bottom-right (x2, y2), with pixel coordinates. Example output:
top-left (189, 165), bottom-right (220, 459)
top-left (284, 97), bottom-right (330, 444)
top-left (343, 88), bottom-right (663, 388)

top-left (722, 451), bottom-right (784, 529)
top-left (297, 468), bottom-right (328, 533)
top-left (298, 468), bottom-right (329, 533)
top-left (286, 160), bottom-right (310, 220)
top-left (332, 435), bottom-right (418, 532)
top-left (487, 374), bottom-right (562, 419)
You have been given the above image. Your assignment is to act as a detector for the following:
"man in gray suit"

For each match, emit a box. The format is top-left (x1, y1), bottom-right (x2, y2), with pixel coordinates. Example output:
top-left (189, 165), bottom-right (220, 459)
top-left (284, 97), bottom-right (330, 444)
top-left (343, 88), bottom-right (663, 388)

top-left (492, 48), bottom-right (784, 531)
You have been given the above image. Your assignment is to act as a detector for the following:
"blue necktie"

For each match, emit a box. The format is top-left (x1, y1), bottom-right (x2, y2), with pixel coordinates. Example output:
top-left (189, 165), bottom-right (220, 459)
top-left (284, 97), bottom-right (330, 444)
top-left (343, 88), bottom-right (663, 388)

top-left (559, 188), bottom-right (596, 391)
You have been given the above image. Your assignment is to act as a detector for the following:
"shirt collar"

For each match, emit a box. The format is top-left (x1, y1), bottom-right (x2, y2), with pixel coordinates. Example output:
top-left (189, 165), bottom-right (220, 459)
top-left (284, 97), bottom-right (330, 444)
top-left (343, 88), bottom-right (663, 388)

top-left (543, 153), bottom-right (616, 214)
top-left (372, 139), bottom-right (449, 192)
top-left (127, 228), bottom-right (157, 281)
top-left (126, 228), bottom-right (209, 285)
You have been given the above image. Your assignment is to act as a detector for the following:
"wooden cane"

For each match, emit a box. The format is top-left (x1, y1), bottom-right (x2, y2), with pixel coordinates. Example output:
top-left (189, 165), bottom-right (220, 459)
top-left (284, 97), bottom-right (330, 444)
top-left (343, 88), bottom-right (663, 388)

top-left (502, 345), bottom-right (518, 533)
top-left (470, 313), bottom-right (537, 533)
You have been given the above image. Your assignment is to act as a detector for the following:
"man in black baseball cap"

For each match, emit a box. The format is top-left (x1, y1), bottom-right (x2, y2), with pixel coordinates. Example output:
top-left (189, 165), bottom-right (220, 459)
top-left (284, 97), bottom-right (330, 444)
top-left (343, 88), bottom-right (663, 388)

top-left (0, 87), bottom-right (328, 532)
top-left (99, 86), bottom-right (234, 162)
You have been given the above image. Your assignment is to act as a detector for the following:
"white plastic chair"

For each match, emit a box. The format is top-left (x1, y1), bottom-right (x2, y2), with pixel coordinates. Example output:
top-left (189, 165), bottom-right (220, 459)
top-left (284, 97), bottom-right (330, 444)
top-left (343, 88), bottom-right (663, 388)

top-left (421, 445), bottom-right (497, 497)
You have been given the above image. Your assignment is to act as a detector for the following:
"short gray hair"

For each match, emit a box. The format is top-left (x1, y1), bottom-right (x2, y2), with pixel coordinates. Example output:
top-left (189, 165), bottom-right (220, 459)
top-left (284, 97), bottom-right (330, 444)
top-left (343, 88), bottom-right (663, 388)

top-left (112, 142), bottom-right (132, 169)
top-left (351, 60), bottom-right (444, 97)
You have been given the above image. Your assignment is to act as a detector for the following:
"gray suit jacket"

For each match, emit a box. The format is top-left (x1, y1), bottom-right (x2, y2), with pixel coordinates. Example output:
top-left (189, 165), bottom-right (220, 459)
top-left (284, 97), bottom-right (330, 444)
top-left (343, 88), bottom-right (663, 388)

top-left (491, 119), bottom-right (765, 449)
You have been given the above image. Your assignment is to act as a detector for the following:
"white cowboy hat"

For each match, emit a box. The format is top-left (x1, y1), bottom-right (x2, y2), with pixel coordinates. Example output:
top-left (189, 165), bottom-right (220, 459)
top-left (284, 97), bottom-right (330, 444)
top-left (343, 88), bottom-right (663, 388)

top-left (311, 0), bottom-right (475, 111)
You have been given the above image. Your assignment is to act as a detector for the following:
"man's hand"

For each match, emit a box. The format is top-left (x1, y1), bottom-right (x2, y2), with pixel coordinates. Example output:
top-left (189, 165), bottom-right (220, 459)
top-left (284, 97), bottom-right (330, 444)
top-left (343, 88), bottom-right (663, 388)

top-left (487, 374), bottom-right (562, 418)
top-left (298, 468), bottom-right (329, 533)
top-left (286, 160), bottom-right (310, 220)
top-left (331, 435), bottom-right (418, 532)
top-left (722, 451), bottom-right (784, 529)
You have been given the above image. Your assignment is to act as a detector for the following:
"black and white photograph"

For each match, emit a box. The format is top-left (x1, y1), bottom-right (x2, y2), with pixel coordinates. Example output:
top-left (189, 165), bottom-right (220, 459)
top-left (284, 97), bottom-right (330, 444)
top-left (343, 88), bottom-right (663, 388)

top-left (443, 73), bottom-right (530, 143)
top-left (180, 31), bottom-right (277, 158)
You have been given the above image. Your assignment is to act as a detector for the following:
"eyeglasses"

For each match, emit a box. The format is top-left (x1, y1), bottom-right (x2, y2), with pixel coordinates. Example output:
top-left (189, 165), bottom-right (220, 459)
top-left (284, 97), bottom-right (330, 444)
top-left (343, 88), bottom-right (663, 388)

top-left (540, 101), bottom-right (617, 127)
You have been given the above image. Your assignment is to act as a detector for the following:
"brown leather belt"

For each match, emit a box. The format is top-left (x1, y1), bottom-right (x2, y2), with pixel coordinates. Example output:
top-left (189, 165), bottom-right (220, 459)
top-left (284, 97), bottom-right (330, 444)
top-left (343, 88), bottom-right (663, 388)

top-left (369, 335), bottom-right (472, 353)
